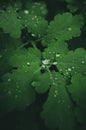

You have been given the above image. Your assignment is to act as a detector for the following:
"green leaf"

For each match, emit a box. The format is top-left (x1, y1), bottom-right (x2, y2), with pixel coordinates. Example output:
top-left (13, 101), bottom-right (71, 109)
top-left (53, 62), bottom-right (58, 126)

top-left (0, 47), bottom-right (42, 111)
top-left (0, 72), bottom-right (36, 111)
top-left (0, 6), bottom-right (22, 38)
top-left (68, 74), bottom-right (86, 109)
top-left (31, 72), bottom-right (50, 94)
top-left (41, 72), bottom-right (75, 130)
top-left (43, 40), bottom-right (68, 61)
top-left (67, 4), bottom-right (78, 13)
top-left (43, 13), bottom-right (84, 44)
top-left (8, 47), bottom-right (41, 81)
top-left (9, 47), bottom-right (41, 68)
top-left (56, 48), bottom-right (86, 76)
top-left (25, 1), bottom-right (48, 17)
top-left (20, 11), bottom-right (48, 37)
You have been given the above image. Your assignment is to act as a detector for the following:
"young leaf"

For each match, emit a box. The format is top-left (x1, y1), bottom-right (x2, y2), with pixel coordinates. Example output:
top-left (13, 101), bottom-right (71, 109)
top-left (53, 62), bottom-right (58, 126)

top-left (43, 40), bottom-right (68, 61)
top-left (43, 13), bottom-right (84, 44)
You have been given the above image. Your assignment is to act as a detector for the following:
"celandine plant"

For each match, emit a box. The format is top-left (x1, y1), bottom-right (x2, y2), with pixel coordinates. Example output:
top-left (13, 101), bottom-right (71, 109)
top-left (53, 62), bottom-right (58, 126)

top-left (0, 0), bottom-right (86, 130)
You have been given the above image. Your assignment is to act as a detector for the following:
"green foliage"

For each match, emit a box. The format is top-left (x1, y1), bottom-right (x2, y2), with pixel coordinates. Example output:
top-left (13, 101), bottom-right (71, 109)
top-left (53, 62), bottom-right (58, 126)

top-left (43, 40), bottom-right (68, 60)
top-left (68, 74), bottom-right (86, 109)
top-left (0, 72), bottom-right (36, 111)
top-left (42, 13), bottom-right (84, 45)
top-left (41, 72), bottom-right (75, 130)
top-left (31, 72), bottom-right (50, 93)
top-left (56, 48), bottom-right (86, 76)
top-left (20, 13), bottom-right (48, 37)
top-left (25, 1), bottom-right (48, 17)
top-left (0, 1), bottom-right (48, 38)
top-left (0, 6), bottom-right (23, 38)
top-left (0, 0), bottom-right (86, 130)
top-left (0, 47), bottom-right (41, 111)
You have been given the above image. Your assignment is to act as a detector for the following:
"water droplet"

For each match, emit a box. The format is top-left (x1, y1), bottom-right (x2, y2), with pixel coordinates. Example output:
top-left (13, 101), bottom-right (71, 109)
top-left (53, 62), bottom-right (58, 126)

top-left (7, 91), bottom-right (11, 94)
top-left (32, 34), bottom-right (35, 37)
top-left (56, 54), bottom-right (60, 57)
top-left (32, 17), bottom-right (35, 20)
top-left (68, 27), bottom-right (72, 31)
top-left (52, 82), bottom-right (56, 85)
top-left (72, 66), bottom-right (75, 69)
top-left (68, 68), bottom-right (71, 71)
top-left (59, 69), bottom-right (62, 72)
top-left (54, 94), bottom-right (57, 97)
top-left (55, 90), bottom-right (58, 93)
top-left (65, 71), bottom-right (69, 75)
top-left (53, 62), bottom-right (57, 65)
top-left (24, 10), bottom-right (29, 14)
top-left (27, 62), bottom-right (30, 65)
top-left (42, 59), bottom-right (50, 65)
top-left (8, 78), bottom-right (11, 82)
top-left (34, 15), bottom-right (37, 18)
top-left (82, 61), bottom-right (85, 64)
top-left (55, 77), bottom-right (57, 80)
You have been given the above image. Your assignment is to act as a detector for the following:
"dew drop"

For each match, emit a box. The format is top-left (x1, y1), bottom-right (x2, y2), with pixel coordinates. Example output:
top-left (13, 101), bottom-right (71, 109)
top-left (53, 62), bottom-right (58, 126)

top-left (68, 68), bottom-right (71, 71)
top-left (7, 91), bottom-right (11, 95)
top-left (54, 94), bottom-right (57, 97)
top-left (42, 59), bottom-right (50, 65)
top-left (34, 15), bottom-right (37, 18)
top-left (24, 10), bottom-right (29, 14)
top-left (32, 34), bottom-right (35, 37)
top-left (53, 82), bottom-right (56, 85)
top-left (56, 54), bottom-right (60, 57)
top-left (72, 66), bottom-right (75, 69)
top-left (55, 77), bottom-right (57, 80)
top-left (27, 62), bottom-right (30, 65)
top-left (53, 62), bottom-right (57, 65)
top-left (8, 78), bottom-right (11, 82)
top-left (82, 61), bottom-right (85, 64)
top-left (68, 27), bottom-right (72, 31)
